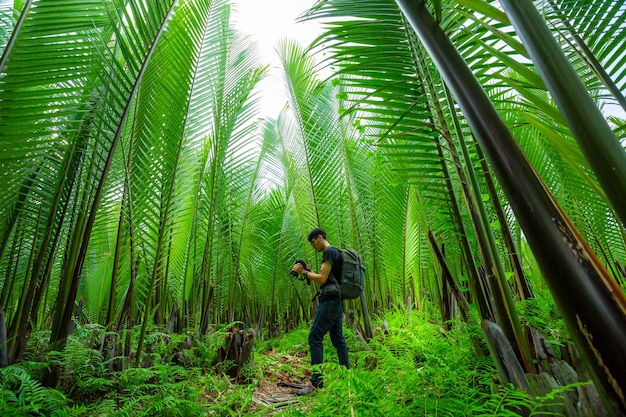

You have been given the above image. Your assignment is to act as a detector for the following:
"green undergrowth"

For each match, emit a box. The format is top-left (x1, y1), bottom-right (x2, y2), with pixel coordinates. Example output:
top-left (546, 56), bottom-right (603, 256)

top-left (261, 311), bottom-right (525, 416)
top-left (0, 310), bottom-right (580, 416)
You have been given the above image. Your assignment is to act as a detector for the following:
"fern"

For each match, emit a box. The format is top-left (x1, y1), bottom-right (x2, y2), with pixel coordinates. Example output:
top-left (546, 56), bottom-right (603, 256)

top-left (49, 404), bottom-right (91, 417)
top-left (117, 367), bottom-right (159, 395)
top-left (75, 376), bottom-right (115, 398)
top-left (470, 384), bottom-right (536, 416)
top-left (0, 365), bottom-right (68, 415)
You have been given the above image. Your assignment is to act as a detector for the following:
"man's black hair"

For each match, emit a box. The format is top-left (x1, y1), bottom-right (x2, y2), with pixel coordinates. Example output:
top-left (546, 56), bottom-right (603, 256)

top-left (308, 227), bottom-right (326, 242)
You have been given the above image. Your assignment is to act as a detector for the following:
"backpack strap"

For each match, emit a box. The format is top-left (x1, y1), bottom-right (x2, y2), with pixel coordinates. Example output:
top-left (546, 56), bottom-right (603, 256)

top-left (325, 250), bottom-right (343, 299)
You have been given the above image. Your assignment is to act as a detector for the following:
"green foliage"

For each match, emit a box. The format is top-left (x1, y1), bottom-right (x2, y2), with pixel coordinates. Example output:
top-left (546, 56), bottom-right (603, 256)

top-left (468, 380), bottom-right (594, 417)
top-left (258, 311), bottom-right (589, 417)
top-left (48, 405), bottom-right (91, 417)
top-left (110, 365), bottom-right (209, 417)
top-left (258, 326), bottom-right (310, 356)
top-left (0, 365), bottom-right (68, 416)
top-left (0, 0), bottom-right (622, 414)
top-left (518, 294), bottom-right (569, 345)
top-left (0, 322), bottom-right (233, 416)
top-left (56, 339), bottom-right (106, 396)
top-left (277, 311), bottom-right (496, 416)
top-left (515, 268), bottom-right (571, 346)
top-left (0, 310), bottom-right (597, 416)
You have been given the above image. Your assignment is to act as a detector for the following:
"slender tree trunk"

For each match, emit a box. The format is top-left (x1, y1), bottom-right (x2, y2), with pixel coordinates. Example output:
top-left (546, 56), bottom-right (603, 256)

top-left (395, 2), bottom-right (626, 414)
top-left (0, 308), bottom-right (8, 367)
top-left (8, 203), bottom-right (44, 363)
top-left (446, 90), bottom-right (534, 372)
top-left (475, 144), bottom-right (534, 300)
top-left (0, 226), bottom-right (22, 309)
top-left (439, 243), bottom-right (451, 328)
top-left (50, 0), bottom-right (179, 351)
top-left (107, 191), bottom-right (127, 327)
top-left (434, 134), bottom-right (493, 320)
top-left (0, 167), bottom-right (41, 263)
top-left (429, 232), bottom-right (473, 323)
top-left (429, 231), bottom-right (487, 355)
top-left (411, 41), bottom-right (495, 321)
top-left (0, 0), bottom-right (33, 74)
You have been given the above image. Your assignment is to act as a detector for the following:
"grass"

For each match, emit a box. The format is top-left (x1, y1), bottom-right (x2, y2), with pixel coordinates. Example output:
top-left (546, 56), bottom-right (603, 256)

top-left (265, 312), bottom-right (499, 416)
top-left (0, 309), bottom-right (584, 416)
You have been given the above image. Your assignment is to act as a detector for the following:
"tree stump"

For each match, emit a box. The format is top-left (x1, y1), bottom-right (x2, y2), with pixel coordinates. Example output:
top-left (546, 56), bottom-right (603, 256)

top-left (218, 329), bottom-right (255, 382)
top-left (526, 370), bottom-right (577, 416)
top-left (482, 320), bottom-right (531, 393)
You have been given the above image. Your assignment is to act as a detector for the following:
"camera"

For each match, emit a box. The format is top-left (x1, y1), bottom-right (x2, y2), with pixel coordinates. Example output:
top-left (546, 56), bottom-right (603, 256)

top-left (290, 259), bottom-right (308, 277)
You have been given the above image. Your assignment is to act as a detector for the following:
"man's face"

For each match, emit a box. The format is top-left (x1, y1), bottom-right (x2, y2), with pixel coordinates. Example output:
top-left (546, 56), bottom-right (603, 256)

top-left (309, 234), bottom-right (322, 252)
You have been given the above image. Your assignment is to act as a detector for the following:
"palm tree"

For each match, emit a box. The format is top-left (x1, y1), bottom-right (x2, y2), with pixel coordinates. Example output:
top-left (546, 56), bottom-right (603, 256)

top-left (1, 0), bottom-right (625, 414)
top-left (1, 0), bottom-right (185, 360)
top-left (0, 0), bottom-right (268, 362)
top-left (304, 0), bottom-right (626, 414)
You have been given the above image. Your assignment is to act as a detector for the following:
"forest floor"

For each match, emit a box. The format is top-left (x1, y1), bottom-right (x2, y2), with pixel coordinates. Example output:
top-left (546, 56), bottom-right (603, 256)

top-left (3, 311), bottom-right (582, 416)
top-left (249, 350), bottom-right (311, 413)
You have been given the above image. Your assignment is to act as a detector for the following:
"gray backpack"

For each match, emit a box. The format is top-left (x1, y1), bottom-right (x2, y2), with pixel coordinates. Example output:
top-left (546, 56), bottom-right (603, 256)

top-left (338, 248), bottom-right (365, 299)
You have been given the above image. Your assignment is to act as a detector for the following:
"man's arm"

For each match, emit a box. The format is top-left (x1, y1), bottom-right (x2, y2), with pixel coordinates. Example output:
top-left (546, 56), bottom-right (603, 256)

top-left (306, 261), bottom-right (331, 285)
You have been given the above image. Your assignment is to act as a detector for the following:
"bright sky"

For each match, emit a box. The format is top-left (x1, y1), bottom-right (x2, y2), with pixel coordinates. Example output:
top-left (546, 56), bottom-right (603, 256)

top-left (230, 1), bottom-right (626, 124)
top-left (232, 0), bottom-right (322, 118)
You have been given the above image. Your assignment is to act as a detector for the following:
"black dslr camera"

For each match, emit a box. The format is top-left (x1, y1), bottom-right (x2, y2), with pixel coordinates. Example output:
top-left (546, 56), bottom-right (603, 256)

top-left (290, 259), bottom-right (308, 280)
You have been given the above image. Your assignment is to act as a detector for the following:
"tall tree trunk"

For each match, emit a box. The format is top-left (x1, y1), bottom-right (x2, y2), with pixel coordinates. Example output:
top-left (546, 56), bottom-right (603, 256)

top-left (395, 2), bottom-right (626, 415)
top-left (413, 39), bottom-right (519, 343)
top-left (0, 308), bottom-right (8, 367)
top-left (475, 143), bottom-right (534, 300)
top-left (0, 168), bottom-right (41, 262)
top-left (499, 0), bottom-right (626, 230)
top-left (50, 1), bottom-right (179, 351)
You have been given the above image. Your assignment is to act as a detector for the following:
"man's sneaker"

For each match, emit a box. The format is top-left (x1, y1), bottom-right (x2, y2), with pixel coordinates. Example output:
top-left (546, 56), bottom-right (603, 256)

top-left (294, 384), bottom-right (316, 395)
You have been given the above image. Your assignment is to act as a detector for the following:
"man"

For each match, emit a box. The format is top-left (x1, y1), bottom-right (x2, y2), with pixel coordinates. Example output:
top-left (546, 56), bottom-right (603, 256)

top-left (291, 227), bottom-right (350, 395)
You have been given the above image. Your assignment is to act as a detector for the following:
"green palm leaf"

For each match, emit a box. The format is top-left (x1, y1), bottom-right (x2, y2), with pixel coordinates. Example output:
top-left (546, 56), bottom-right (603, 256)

top-left (542, 0), bottom-right (626, 109)
top-left (181, 4), bottom-right (267, 332)
top-left (396, 0), bottom-right (626, 412)
top-left (500, 0), bottom-right (626, 231)
top-left (278, 38), bottom-right (347, 233)
top-left (0, 0), bottom-right (181, 356)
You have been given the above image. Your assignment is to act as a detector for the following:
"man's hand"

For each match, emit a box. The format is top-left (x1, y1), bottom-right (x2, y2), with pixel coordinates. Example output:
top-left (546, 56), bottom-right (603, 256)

top-left (292, 262), bottom-right (305, 275)
top-left (292, 262), bottom-right (312, 276)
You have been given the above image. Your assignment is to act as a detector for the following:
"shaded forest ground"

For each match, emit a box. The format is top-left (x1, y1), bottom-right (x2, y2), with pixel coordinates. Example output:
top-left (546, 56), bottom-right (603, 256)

top-left (0, 308), bottom-right (589, 416)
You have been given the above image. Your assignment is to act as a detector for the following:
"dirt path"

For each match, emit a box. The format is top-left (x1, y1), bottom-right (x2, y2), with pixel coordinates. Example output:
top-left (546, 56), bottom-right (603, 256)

top-left (250, 351), bottom-right (311, 413)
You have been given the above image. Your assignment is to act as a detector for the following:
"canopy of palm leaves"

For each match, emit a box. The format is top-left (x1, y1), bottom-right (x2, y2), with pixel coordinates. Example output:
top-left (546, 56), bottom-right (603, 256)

top-left (0, 0), bottom-right (625, 413)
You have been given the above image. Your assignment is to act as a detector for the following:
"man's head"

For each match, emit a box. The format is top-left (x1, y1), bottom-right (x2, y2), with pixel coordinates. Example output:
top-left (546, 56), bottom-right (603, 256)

top-left (308, 228), bottom-right (328, 253)
top-left (307, 228), bottom-right (326, 242)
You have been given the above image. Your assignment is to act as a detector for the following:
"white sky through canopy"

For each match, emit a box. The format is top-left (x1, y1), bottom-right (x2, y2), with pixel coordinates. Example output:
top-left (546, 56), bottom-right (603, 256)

top-left (232, 0), bottom-right (322, 119)
top-left (230, 1), bottom-right (625, 122)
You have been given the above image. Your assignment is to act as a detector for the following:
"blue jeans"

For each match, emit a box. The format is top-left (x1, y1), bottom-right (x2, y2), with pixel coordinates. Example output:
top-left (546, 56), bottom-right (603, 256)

top-left (308, 297), bottom-right (349, 387)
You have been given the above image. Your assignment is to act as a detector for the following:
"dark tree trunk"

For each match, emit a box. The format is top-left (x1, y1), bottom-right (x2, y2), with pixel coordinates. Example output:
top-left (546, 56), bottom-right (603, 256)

top-left (0, 308), bottom-right (7, 367)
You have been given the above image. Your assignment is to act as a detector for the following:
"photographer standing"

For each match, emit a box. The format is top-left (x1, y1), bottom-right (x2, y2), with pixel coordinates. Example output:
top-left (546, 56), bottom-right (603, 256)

top-left (291, 227), bottom-right (350, 395)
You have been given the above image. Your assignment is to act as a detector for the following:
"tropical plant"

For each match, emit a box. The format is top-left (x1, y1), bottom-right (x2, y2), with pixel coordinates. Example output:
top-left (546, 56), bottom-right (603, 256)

top-left (302, 0), bottom-right (626, 414)
top-left (0, 0), bottom-right (269, 365)
top-left (1, 0), bottom-right (625, 414)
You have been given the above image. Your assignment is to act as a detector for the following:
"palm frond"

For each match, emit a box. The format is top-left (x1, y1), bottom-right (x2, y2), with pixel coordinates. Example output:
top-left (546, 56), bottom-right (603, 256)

top-left (540, 0), bottom-right (626, 108)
